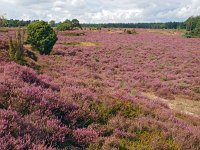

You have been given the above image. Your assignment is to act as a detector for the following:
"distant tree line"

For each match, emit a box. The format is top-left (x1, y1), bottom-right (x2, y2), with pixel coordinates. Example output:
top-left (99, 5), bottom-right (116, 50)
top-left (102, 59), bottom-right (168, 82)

top-left (0, 17), bottom-right (185, 29)
top-left (0, 17), bottom-right (82, 31)
top-left (0, 16), bottom-right (32, 27)
top-left (1, 16), bottom-right (200, 35)
top-left (81, 22), bottom-right (185, 29)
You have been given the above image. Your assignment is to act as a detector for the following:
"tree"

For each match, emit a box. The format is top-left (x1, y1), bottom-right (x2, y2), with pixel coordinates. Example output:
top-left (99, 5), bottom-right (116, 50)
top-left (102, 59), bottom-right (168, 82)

top-left (0, 15), bottom-right (7, 27)
top-left (194, 21), bottom-right (200, 37)
top-left (184, 16), bottom-right (200, 38)
top-left (57, 21), bottom-right (73, 31)
top-left (27, 21), bottom-right (57, 55)
top-left (72, 19), bottom-right (82, 29)
top-left (185, 16), bottom-right (200, 31)
top-left (64, 19), bottom-right (71, 24)
top-left (49, 20), bottom-right (56, 27)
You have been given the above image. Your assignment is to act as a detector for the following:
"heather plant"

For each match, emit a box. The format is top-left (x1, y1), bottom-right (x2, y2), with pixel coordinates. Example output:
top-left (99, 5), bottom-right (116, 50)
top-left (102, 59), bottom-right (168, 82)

top-left (1, 28), bottom-right (200, 150)
top-left (27, 21), bottom-right (57, 55)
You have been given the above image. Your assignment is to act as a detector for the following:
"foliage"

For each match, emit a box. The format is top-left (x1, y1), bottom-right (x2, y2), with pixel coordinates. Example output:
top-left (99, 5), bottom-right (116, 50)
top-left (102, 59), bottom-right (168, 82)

top-left (72, 19), bottom-right (82, 29)
top-left (8, 28), bottom-right (25, 64)
top-left (57, 22), bottom-right (73, 31)
top-left (0, 18), bottom-right (184, 30)
top-left (27, 21), bottom-right (57, 55)
top-left (126, 29), bottom-right (137, 34)
top-left (82, 22), bottom-right (184, 29)
top-left (185, 16), bottom-right (200, 31)
top-left (49, 20), bottom-right (56, 27)
top-left (0, 16), bottom-right (7, 27)
top-left (64, 32), bottom-right (85, 36)
top-left (57, 19), bottom-right (82, 31)
top-left (194, 21), bottom-right (200, 37)
top-left (184, 16), bottom-right (200, 37)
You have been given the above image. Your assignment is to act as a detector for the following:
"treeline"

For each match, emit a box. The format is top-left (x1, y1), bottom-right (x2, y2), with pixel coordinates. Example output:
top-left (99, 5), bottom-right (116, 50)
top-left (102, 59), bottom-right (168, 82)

top-left (0, 16), bottom-right (31, 27)
top-left (1, 16), bottom-right (200, 34)
top-left (0, 16), bottom-right (81, 29)
top-left (82, 22), bottom-right (185, 29)
top-left (0, 17), bottom-right (185, 29)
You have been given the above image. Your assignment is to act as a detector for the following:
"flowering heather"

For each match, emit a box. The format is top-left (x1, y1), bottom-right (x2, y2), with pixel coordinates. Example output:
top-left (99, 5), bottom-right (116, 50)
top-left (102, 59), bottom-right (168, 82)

top-left (0, 29), bottom-right (200, 149)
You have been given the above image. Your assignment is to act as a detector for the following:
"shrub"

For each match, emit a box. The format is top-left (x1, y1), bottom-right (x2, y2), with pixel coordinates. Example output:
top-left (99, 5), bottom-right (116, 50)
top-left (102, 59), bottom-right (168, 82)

top-left (184, 32), bottom-right (192, 38)
top-left (57, 22), bottom-right (73, 31)
top-left (126, 29), bottom-right (137, 34)
top-left (8, 28), bottom-right (25, 64)
top-left (72, 19), bottom-right (82, 29)
top-left (27, 21), bottom-right (57, 55)
top-left (194, 21), bottom-right (200, 37)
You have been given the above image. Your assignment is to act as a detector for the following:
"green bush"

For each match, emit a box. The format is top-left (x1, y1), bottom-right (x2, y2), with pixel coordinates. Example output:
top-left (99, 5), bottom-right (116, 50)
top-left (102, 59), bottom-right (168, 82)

top-left (72, 19), bottom-right (82, 29)
top-left (27, 21), bottom-right (57, 55)
top-left (184, 32), bottom-right (192, 38)
top-left (57, 22), bottom-right (73, 31)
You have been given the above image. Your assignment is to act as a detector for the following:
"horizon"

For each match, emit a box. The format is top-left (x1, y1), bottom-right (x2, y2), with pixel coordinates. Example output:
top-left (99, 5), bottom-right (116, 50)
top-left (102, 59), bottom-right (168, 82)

top-left (0, 0), bottom-right (200, 23)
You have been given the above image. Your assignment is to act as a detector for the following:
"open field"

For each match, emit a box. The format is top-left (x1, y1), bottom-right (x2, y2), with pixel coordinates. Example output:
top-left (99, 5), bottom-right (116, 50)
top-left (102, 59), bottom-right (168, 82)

top-left (0, 28), bottom-right (200, 149)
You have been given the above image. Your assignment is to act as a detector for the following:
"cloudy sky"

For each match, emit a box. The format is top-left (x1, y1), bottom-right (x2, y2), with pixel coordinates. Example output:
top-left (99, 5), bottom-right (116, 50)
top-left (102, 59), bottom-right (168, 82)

top-left (0, 0), bottom-right (200, 23)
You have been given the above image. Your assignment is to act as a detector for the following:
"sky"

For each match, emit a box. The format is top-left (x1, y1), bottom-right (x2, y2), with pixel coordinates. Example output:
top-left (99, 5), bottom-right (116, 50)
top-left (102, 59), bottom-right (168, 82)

top-left (0, 0), bottom-right (200, 23)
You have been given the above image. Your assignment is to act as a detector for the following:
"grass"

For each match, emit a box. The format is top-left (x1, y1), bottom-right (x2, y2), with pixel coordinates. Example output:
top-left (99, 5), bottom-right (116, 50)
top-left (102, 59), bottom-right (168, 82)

top-left (64, 32), bottom-right (85, 36)
top-left (170, 97), bottom-right (200, 116)
top-left (142, 92), bottom-right (200, 117)
top-left (148, 29), bottom-right (185, 36)
top-left (64, 42), bottom-right (101, 47)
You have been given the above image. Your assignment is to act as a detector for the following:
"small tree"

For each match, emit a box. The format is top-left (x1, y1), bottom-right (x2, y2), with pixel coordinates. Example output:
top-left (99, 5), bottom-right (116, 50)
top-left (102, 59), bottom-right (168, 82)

top-left (72, 19), bottom-right (82, 29)
top-left (0, 15), bottom-right (7, 27)
top-left (49, 20), bottom-right (56, 27)
top-left (27, 21), bottom-right (57, 55)
top-left (9, 28), bottom-right (25, 64)
top-left (194, 21), bottom-right (200, 37)
top-left (57, 22), bottom-right (72, 31)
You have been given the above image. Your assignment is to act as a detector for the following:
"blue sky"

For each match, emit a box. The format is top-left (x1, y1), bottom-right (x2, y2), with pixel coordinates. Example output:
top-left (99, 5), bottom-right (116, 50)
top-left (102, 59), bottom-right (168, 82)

top-left (0, 0), bottom-right (200, 23)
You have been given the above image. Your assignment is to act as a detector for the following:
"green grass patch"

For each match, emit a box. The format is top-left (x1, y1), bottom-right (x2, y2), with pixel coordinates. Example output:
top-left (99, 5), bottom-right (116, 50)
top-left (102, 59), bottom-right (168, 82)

top-left (64, 42), bottom-right (101, 47)
top-left (89, 100), bottom-right (141, 125)
top-left (64, 32), bottom-right (85, 36)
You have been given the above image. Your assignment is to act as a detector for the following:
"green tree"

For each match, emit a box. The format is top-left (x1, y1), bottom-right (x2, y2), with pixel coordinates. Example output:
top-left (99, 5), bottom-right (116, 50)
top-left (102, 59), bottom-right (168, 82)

top-left (185, 16), bottom-right (200, 31)
top-left (27, 21), bottom-right (57, 55)
top-left (0, 15), bottom-right (7, 27)
top-left (194, 21), bottom-right (200, 37)
top-left (57, 21), bottom-right (73, 31)
top-left (49, 20), bottom-right (56, 27)
top-left (64, 19), bottom-right (72, 24)
top-left (72, 19), bottom-right (82, 29)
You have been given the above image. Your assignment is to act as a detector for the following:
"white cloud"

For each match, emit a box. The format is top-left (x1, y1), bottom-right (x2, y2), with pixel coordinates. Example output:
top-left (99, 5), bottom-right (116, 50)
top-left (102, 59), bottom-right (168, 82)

top-left (0, 0), bottom-right (200, 23)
